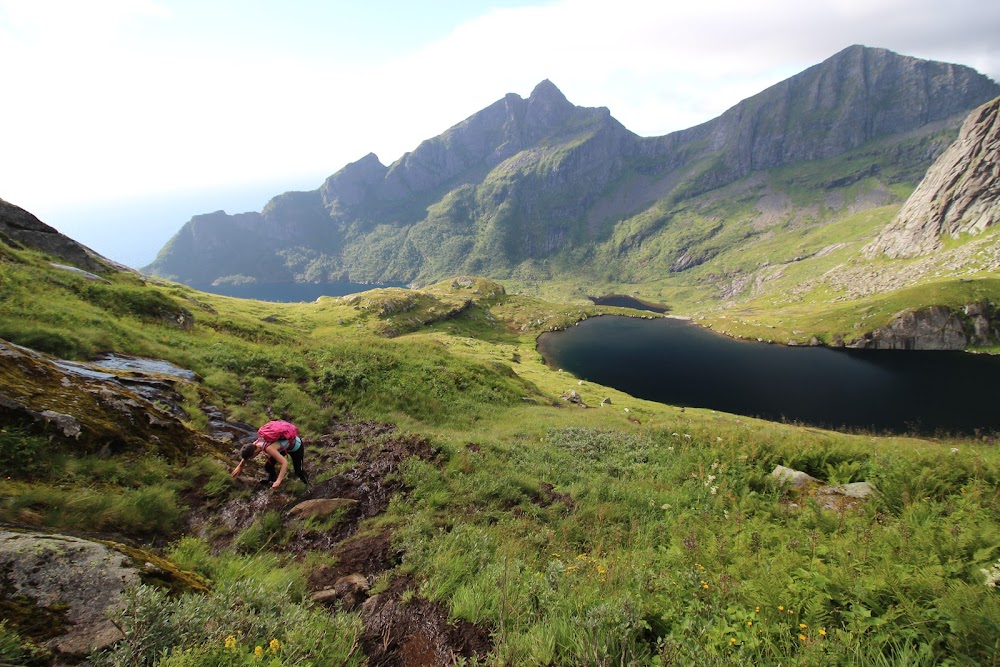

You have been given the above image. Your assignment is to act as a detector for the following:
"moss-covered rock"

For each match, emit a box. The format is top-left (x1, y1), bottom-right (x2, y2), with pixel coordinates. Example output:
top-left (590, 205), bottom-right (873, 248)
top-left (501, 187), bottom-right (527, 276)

top-left (0, 338), bottom-right (223, 460)
top-left (0, 529), bottom-right (207, 661)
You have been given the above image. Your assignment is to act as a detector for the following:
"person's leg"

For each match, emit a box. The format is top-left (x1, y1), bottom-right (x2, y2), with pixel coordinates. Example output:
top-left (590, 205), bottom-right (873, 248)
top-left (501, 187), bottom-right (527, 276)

top-left (290, 443), bottom-right (308, 484)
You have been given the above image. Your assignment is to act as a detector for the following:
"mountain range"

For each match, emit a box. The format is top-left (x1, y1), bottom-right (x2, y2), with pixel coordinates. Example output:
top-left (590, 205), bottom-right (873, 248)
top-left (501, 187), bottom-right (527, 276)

top-left (145, 45), bottom-right (1000, 309)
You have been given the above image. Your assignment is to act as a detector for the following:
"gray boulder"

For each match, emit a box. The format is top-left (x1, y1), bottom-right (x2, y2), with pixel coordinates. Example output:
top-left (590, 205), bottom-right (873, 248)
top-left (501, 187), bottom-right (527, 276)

top-left (815, 482), bottom-right (876, 510)
top-left (771, 465), bottom-right (819, 488)
top-left (0, 531), bottom-right (140, 657)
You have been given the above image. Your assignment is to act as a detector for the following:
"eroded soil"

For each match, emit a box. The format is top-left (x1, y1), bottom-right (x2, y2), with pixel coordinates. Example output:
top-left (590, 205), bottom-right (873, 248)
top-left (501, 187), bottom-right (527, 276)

top-left (189, 419), bottom-right (494, 666)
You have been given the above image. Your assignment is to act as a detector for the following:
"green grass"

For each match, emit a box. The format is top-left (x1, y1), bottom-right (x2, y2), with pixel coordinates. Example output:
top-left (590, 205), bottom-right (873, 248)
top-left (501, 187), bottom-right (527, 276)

top-left (2, 240), bottom-right (1000, 665)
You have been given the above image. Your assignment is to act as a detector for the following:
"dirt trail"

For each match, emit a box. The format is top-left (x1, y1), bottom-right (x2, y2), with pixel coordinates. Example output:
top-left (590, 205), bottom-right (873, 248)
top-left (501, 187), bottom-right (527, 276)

top-left (195, 420), bottom-right (494, 666)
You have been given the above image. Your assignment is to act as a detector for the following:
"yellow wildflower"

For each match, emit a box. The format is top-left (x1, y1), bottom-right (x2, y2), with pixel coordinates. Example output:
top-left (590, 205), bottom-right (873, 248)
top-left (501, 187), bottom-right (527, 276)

top-left (819, 628), bottom-right (827, 636)
top-left (702, 583), bottom-right (709, 589)
top-left (269, 638), bottom-right (281, 654)
top-left (799, 634), bottom-right (806, 641)
top-left (224, 635), bottom-right (237, 651)
top-left (729, 637), bottom-right (737, 646)
top-left (754, 606), bottom-right (760, 613)
top-left (799, 623), bottom-right (808, 629)
top-left (747, 621), bottom-right (752, 627)
top-left (778, 606), bottom-right (784, 611)
top-left (254, 646), bottom-right (263, 658)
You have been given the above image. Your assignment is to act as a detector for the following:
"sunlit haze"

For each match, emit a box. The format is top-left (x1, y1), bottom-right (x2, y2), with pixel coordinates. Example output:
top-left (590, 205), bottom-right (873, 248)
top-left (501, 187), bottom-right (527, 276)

top-left (2, 0), bottom-right (998, 267)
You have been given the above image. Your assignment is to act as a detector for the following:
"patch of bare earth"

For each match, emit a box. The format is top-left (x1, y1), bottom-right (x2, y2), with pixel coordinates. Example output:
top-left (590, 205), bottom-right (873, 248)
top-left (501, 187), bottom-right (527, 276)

top-left (361, 577), bottom-right (493, 667)
top-left (193, 420), bottom-right (495, 666)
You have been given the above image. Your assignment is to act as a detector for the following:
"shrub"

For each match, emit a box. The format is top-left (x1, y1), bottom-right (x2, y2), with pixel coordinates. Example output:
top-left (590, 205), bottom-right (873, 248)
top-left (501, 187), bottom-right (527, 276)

top-left (0, 326), bottom-right (88, 357)
top-left (0, 620), bottom-right (48, 667)
top-left (234, 511), bottom-right (285, 554)
top-left (92, 558), bottom-right (364, 667)
top-left (0, 426), bottom-right (61, 480)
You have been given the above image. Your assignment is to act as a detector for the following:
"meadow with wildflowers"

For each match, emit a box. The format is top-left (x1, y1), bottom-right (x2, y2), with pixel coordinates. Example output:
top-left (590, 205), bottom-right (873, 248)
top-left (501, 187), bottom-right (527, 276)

top-left (0, 245), bottom-right (997, 665)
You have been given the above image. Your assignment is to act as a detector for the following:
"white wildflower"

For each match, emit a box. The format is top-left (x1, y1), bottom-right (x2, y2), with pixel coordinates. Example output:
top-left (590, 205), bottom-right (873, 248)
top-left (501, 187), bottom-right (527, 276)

top-left (982, 559), bottom-right (1000, 588)
top-left (710, 486), bottom-right (718, 495)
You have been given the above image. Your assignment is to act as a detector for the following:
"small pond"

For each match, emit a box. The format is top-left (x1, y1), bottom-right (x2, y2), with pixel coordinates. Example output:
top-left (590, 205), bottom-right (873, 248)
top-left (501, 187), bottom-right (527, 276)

top-left (537, 315), bottom-right (1000, 435)
top-left (188, 281), bottom-right (408, 302)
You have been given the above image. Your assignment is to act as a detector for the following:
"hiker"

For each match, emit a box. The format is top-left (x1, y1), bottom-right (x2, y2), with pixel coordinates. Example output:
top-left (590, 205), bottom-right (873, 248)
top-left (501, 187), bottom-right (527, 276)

top-left (230, 419), bottom-right (309, 489)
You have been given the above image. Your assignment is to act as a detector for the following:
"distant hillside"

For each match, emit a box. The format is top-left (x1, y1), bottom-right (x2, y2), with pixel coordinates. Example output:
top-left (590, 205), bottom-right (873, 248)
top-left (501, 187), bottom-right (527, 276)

top-left (145, 46), bottom-right (1000, 295)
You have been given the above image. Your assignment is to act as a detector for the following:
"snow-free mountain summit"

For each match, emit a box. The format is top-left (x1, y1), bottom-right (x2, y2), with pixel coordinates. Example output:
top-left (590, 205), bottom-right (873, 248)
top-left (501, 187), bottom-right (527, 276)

top-left (145, 46), bottom-right (1000, 293)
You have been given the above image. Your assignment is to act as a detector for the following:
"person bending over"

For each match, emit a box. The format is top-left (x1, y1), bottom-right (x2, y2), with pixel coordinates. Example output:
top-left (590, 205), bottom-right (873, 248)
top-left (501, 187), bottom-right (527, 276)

top-left (231, 419), bottom-right (309, 489)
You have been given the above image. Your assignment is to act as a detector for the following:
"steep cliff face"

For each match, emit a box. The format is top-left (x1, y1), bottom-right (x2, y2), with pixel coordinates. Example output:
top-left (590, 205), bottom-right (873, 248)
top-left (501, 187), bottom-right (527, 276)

top-left (865, 96), bottom-right (1000, 259)
top-left (667, 45), bottom-right (1000, 197)
top-left (145, 46), bottom-right (1000, 287)
top-left (847, 301), bottom-right (1000, 350)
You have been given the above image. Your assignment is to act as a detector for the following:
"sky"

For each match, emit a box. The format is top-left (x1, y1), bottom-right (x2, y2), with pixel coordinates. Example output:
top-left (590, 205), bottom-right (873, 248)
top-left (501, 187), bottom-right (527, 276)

top-left (2, 0), bottom-right (999, 269)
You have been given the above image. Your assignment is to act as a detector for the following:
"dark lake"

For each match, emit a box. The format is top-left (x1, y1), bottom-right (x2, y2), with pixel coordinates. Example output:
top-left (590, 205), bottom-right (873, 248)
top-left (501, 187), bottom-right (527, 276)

top-left (588, 294), bottom-right (671, 313)
top-left (537, 315), bottom-right (1000, 435)
top-left (188, 281), bottom-right (408, 302)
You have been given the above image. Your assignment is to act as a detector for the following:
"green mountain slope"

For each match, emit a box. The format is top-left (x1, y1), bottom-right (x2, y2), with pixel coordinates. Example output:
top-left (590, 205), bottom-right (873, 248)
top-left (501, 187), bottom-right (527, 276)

top-left (2, 220), bottom-right (1000, 665)
top-left (144, 46), bottom-right (1000, 296)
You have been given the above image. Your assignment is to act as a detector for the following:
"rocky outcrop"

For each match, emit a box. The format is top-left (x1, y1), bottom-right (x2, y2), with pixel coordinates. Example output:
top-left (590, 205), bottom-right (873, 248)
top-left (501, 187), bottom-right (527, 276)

top-left (0, 530), bottom-right (205, 661)
top-left (771, 466), bottom-right (876, 511)
top-left (0, 198), bottom-right (114, 273)
top-left (865, 96), bottom-right (1000, 258)
top-left (0, 339), bottom-right (222, 458)
top-left (848, 303), bottom-right (999, 350)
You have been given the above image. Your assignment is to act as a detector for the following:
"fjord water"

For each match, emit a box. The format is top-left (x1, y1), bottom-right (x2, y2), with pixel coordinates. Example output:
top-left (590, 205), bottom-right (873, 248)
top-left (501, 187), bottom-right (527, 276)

top-left (188, 281), bottom-right (408, 302)
top-left (538, 316), bottom-right (1000, 435)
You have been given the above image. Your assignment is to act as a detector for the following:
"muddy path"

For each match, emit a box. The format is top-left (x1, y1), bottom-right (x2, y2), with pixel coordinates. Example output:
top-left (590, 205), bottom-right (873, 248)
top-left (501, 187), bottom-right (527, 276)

top-left (188, 420), bottom-right (495, 666)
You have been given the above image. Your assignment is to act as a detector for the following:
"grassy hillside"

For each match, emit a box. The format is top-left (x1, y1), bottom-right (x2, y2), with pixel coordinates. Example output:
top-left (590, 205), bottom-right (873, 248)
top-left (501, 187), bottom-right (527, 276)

top-left (1, 245), bottom-right (998, 666)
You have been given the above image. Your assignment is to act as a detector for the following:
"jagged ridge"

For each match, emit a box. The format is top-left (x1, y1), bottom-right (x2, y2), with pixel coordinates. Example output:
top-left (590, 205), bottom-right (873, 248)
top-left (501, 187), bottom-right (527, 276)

top-left (144, 46), bottom-right (1000, 287)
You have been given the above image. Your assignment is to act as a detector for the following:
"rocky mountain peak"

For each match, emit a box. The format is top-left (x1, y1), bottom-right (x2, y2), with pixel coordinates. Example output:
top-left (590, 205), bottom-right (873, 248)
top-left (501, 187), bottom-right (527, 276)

top-left (525, 79), bottom-right (576, 135)
top-left (864, 95), bottom-right (1000, 258)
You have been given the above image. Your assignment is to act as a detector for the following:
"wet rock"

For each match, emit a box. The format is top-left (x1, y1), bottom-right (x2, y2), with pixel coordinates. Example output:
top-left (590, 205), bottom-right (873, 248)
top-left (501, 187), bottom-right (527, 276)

top-left (50, 262), bottom-right (110, 282)
top-left (0, 338), bottom-right (221, 459)
top-left (771, 465), bottom-right (819, 488)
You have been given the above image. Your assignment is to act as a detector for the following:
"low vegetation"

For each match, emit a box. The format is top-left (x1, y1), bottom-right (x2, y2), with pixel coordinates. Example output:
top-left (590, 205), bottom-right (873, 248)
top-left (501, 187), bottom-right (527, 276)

top-left (0, 243), bottom-right (998, 666)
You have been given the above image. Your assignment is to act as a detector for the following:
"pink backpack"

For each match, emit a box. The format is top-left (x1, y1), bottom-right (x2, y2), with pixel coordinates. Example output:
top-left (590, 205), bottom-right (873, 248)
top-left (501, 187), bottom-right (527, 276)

top-left (257, 420), bottom-right (299, 443)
